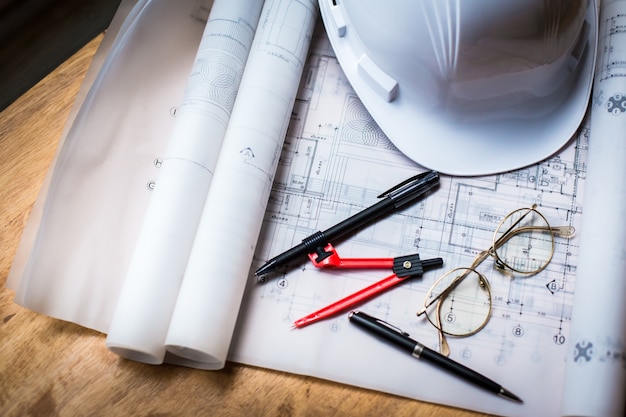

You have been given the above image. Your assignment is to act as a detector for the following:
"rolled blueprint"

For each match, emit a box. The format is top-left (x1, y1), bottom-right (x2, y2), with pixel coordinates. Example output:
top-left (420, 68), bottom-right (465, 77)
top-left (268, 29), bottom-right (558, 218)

top-left (8, 0), bottom-right (206, 332)
top-left (105, 0), bottom-right (264, 364)
top-left (562, 1), bottom-right (626, 416)
top-left (164, 0), bottom-right (318, 369)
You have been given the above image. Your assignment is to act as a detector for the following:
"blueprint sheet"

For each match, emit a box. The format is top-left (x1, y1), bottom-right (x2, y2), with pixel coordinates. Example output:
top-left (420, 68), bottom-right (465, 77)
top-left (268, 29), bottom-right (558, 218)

top-left (6, 1), bottom-right (620, 416)
top-left (230, 31), bottom-right (588, 417)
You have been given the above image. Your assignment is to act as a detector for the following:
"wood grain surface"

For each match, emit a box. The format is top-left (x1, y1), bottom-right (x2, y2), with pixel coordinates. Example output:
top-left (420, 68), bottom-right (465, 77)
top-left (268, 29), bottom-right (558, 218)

top-left (0, 34), bottom-right (493, 417)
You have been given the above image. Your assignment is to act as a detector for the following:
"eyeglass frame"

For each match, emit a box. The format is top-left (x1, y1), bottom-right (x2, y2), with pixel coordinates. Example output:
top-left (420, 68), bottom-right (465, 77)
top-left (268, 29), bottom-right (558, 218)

top-left (416, 204), bottom-right (575, 356)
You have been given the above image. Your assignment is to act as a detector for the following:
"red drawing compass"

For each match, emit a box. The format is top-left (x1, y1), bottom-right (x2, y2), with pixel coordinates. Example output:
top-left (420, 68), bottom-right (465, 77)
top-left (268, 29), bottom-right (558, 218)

top-left (292, 243), bottom-right (443, 328)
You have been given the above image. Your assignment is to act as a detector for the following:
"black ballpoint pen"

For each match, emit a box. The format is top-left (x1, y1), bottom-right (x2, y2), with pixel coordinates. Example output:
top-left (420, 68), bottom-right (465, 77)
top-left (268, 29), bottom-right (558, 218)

top-left (348, 311), bottom-right (523, 403)
top-left (255, 170), bottom-right (440, 276)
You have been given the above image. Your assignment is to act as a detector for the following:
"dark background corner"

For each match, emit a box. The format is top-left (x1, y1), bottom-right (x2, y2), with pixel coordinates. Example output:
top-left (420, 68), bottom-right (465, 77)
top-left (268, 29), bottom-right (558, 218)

top-left (0, 0), bottom-right (123, 112)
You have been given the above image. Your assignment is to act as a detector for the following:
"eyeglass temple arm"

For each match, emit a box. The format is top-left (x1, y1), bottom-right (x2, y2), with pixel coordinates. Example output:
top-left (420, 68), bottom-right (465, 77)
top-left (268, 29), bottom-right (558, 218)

top-left (494, 206), bottom-right (575, 246)
top-left (512, 224), bottom-right (575, 238)
top-left (435, 297), bottom-right (451, 356)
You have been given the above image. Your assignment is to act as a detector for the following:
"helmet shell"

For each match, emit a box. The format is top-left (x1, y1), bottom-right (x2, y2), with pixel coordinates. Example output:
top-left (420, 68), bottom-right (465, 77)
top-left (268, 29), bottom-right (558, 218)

top-left (319, 0), bottom-right (597, 175)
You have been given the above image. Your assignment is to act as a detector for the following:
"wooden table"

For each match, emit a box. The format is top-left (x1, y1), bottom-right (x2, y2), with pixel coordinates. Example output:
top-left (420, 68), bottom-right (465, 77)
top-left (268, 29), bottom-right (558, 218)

top-left (0, 34), bottom-right (492, 417)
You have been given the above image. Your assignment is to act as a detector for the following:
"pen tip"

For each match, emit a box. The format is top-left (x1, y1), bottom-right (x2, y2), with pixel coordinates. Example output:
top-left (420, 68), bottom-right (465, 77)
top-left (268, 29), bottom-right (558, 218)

top-left (499, 387), bottom-right (523, 403)
top-left (255, 259), bottom-right (277, 277)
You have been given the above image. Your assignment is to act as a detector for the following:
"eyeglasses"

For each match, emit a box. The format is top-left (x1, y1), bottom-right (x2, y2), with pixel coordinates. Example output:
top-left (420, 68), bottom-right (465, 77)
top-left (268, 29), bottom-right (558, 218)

top-left (416, 204), bottom-right (575, 356)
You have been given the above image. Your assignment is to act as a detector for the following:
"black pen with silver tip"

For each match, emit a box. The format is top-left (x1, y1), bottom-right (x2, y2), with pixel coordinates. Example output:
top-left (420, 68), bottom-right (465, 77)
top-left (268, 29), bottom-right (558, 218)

top-left (348, 310), bottom-right (523, 403)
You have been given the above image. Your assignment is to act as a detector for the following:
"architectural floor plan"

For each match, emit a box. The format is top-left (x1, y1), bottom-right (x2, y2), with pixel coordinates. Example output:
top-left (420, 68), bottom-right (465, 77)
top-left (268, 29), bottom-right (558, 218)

top-left (231, 32), bottom-right (589, 417)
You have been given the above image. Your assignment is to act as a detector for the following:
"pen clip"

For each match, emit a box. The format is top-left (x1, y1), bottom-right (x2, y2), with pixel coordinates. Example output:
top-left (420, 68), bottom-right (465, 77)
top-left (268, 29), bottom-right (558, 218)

top-left (352, 311), bottom-right (411, 337)
top-left (377, 170), bottom-right (438, 199)
top-left (375, 317), bottom-right (410, 337)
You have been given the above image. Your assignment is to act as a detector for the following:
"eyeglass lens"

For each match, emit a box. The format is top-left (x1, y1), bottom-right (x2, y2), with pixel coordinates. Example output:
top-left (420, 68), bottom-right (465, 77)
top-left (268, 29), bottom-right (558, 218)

top-left (492, 207), bottom-right (553, 274)
top-left (425, 267), bottom-right (491, 337)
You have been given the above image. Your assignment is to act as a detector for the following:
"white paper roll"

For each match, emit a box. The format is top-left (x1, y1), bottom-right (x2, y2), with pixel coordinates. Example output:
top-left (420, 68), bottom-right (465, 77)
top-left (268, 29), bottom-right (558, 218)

top-left (105, 0), bottom-right (265, 364)
top-left (164, 0), bottom-right (318, 369)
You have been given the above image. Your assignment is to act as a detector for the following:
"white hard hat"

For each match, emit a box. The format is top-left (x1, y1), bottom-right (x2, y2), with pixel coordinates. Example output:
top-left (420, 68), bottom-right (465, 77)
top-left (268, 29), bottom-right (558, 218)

top-left (319, 0), bottom-right (597, 175)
